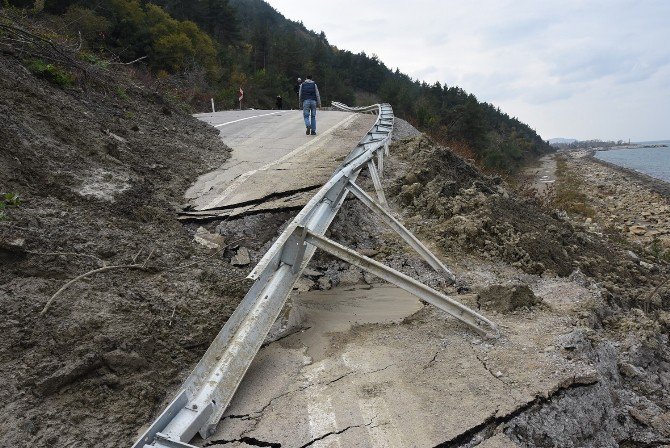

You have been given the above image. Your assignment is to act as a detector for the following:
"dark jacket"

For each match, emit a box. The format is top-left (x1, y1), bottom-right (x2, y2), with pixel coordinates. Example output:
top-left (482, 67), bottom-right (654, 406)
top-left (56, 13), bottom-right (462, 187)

top-left (299, 80), bottom-right (321, 105)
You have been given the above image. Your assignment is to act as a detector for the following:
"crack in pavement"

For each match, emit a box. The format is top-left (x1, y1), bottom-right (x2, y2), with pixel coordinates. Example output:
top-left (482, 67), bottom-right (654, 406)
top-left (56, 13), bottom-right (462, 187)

top-left (473, 351), bottom-right (508, 386)
top-left (297, 416), bottom-right (378, 448)
top-left (432, 377), bottom-right (600, 447)
top-left (261, 326), bottom-right (312, 349)
top-left (224, 363), bottom-right (396, 419)
top-left (219, 364), bottom-right (395, 437)
top-left (183, 183), bottom-right (322, 214)
top-left (205, 436), bottom-right (281, 447)
top-left (326, 363), bottom-right (395, 386)
top-left (423, 350), bottom-right (440, 370)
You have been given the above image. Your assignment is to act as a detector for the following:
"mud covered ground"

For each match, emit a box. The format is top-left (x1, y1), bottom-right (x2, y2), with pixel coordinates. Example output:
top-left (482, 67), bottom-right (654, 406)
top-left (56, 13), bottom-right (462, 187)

top-left (0, 52), bottom-right (258, 447)
top-left (1, 39), bottom-right (669, 446)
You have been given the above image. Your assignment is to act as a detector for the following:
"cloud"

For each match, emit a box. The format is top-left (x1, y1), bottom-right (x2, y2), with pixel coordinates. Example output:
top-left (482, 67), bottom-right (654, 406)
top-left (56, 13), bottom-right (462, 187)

top-left (268, 0), bottom-right (670, 140)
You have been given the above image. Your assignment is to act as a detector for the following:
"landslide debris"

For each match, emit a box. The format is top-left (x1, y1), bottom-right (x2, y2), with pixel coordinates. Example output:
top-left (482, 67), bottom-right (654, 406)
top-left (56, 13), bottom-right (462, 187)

top-left (0, 48), bottom-right (249, 447)
top-left (477, 283), bottom-right (542, 313)
top-left (385, 135), bottom-right (670, 447)
top-left (388, 136), bottom-right (663, 298)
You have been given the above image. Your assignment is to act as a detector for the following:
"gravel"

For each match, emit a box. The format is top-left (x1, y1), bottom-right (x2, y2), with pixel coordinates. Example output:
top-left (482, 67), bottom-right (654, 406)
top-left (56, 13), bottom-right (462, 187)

top-left (391, 117), bottom-right (421, 141)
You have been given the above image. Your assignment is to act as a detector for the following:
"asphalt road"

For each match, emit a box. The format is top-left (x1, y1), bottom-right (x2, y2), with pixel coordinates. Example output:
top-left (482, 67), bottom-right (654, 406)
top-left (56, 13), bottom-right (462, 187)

top-left (180, 110), bottom-right (598, 448)
top-left (202, 277), bottom-right (599, 448)
top-left (184, 110), bottom-right (375, 217)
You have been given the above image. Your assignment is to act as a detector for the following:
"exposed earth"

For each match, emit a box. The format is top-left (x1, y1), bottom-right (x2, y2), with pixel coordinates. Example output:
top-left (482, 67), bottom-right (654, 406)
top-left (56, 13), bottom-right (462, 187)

top-left (1, 46), bottom-right (669, 448)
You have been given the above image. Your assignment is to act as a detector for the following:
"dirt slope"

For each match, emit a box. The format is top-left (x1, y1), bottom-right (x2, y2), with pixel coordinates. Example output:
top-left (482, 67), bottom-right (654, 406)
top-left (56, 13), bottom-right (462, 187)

top-left (0, 53), bottom-right (250, 447)
top-left (1, 41), bottom-right (668, 447)
top-left (385, 135), bottom-right (670, 446)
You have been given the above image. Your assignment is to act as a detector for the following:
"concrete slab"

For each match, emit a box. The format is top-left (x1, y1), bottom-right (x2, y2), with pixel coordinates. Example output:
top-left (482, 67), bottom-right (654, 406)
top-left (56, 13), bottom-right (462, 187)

top-left (202, 278), bottom-right (600, 448)
top-left (184, 110), bottom-right (376, 216)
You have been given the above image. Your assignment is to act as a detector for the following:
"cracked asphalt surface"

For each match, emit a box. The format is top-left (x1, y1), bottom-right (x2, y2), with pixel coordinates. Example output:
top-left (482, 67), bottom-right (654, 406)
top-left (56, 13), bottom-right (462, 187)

top-left (198, 274), bottom-right (601, 448)
top-left (184, 110), bottom-right (375, 218)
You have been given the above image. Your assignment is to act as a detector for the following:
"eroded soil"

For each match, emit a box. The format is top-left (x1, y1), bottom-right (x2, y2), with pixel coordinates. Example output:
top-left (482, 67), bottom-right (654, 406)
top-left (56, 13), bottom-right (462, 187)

top-left (1, 45), bottom-right (669, 447)
top-left (0, 53), bottom-right (255, 447)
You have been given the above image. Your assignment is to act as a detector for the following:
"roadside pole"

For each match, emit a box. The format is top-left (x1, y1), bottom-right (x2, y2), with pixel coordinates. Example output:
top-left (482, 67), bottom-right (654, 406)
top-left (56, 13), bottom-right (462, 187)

top-left (211, 98), bottom-right (215, 113)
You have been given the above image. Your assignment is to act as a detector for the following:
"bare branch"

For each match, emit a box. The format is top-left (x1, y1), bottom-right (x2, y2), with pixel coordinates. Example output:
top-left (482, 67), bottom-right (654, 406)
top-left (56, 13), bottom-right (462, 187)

top-left (110, 55), bottom-right (147, 65)
top-left (41, 249), bottom-right (155, 316)
top-left (25, 250), bottom-right (104, 265)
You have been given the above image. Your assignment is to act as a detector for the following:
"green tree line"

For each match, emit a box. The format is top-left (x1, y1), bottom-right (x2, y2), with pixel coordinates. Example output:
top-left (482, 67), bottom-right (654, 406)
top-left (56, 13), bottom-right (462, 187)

top-left (6, 0), bottom-right (553, 172)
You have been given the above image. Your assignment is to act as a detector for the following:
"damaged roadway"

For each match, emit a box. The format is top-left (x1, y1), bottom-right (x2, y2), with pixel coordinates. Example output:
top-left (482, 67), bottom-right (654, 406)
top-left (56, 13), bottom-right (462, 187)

top-left (2, 40), bottom-right (668, 446)
top-left (182, 110), bottom-right (376, 219)
top-left (183, 121), bottom-right (669, 447)
top-left (204, 279), bottom-right (600, 447)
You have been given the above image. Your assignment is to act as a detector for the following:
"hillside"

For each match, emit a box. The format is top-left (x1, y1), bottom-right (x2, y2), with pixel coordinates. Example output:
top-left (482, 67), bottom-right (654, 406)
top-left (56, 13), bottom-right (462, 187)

top-left (1, 10), bottom-right (668, 447)
top-left (5, 0), bottom-right (552, 172)
top-left (0, 17), bottom-right (250, 446)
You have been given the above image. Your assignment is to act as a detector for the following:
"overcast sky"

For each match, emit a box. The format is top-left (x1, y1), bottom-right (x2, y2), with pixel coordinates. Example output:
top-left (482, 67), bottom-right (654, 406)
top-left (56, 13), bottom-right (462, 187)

top-left (267, 0), bottom-right (670, 141)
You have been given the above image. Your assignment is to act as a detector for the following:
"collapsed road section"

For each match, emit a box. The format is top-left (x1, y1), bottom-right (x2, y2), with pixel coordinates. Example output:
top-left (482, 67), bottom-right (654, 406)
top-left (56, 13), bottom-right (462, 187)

top-left (133, 103), bottom-right (498, 448)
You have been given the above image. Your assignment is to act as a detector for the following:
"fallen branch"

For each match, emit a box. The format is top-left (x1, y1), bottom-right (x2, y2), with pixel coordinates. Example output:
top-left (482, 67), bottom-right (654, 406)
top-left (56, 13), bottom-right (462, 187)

top-left (26, 250), bottom-right (104, 266)
top-left (110, 55), bottom-right (147, 65)
top-left (41, 249), bottom-right (154, 316)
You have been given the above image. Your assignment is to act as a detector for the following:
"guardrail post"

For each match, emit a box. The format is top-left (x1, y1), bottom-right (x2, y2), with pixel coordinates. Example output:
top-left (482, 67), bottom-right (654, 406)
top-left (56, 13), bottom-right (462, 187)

top-left (346, 180), bottom-right (455, 283)
top-left (367, 159), bottom-right (387, 208)
top-left (301, 228), bottom-right (498, 338)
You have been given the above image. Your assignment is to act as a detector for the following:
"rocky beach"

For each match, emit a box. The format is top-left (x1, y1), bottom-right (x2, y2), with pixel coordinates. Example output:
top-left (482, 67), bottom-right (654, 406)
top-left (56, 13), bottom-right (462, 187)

top-left (556, 150), bottom-right (670, 257)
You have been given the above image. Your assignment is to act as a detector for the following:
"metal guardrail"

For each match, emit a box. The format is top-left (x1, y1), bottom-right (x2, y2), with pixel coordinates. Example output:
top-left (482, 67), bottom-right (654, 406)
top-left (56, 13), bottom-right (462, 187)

top-left (133, 103), bottom-right (498, 448)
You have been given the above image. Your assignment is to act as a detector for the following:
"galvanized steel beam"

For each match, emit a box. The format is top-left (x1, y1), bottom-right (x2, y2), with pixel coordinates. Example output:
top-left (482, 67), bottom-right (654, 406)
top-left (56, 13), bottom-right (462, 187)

top-left (346, 180), bottom-right (456, 283)
top-left (132, 102), bottom-right (497, 448)
top-left (367, 159), bottom-right (388, 208)
top-left (302, 229), bottom-right (498, 338)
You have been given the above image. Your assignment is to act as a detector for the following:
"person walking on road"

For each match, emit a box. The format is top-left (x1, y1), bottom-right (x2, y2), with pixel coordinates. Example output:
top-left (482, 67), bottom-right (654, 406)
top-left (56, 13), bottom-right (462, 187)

top-left (276, 95), bottom-right (283, 110)
top-left (299, 75), bottom-right (321, 135)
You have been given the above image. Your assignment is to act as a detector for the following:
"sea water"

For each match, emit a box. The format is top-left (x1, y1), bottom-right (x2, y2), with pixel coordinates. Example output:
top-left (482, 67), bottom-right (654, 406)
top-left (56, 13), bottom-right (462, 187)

top-left (594, 140), bottom-right (670, 183)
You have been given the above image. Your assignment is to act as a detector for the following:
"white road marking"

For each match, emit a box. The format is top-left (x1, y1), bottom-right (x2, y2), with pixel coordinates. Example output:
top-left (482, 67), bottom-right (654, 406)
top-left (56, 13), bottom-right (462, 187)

top-left (213, 112), bottom-right (285, 127)
top-left (201, 113), bottom-right (357, 210)
top-left (305, 363), bottom-right (341, 448)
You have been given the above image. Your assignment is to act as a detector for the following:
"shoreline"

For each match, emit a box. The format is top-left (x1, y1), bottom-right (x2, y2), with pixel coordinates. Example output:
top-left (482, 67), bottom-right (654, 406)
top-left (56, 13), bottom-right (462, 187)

top-left (559, 150), bottom-right (670, 248)
top-left (586, 150), bottom-right (670, 199)
top-left (591, 144), bottom-right (668, 151)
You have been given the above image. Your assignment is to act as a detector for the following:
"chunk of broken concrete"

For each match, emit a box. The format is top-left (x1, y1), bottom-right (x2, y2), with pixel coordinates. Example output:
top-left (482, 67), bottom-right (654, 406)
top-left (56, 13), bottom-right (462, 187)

top-left (293, 277), bottom-right (314, 292)
top-left (193, 226), bottom-right (225, 249)
top-left (478, 283), bottom-right (542, 313)
top-left (231, 247), bottom-right (251, 266)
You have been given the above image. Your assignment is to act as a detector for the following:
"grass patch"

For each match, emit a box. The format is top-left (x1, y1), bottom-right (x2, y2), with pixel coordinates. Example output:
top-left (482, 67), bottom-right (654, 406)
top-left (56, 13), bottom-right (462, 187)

top-left (553, 156), bottom-right (595, 218)
top-left (79, 52), bottom-right (110, 69)
top-left (27, 59), bottom-right (75, 87)
top-left (0, 192), bottom-right (21, 221)
top-left (115, 86), bottom-right (129, 101)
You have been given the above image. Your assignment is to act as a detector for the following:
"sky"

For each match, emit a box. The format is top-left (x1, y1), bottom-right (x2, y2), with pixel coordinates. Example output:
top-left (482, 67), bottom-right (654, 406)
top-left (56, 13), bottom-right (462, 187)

top-left (267, 0), bottom-right (670, 141)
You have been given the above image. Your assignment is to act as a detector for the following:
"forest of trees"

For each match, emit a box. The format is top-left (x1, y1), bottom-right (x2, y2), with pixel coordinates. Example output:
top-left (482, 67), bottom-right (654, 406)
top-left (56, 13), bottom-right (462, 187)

top-left (5, 0), bottom-right (553, 172)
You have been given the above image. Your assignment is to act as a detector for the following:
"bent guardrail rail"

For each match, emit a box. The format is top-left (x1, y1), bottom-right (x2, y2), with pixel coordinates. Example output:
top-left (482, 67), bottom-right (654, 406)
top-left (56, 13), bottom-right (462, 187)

top-left (133, 103), bottom-right (498, 448)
